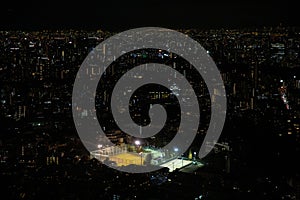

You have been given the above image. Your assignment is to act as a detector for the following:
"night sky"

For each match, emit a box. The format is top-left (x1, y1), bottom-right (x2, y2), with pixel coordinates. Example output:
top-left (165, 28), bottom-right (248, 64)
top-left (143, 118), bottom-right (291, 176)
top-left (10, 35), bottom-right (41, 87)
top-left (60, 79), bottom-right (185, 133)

top-left (1, 0), bottom-right (299, 31)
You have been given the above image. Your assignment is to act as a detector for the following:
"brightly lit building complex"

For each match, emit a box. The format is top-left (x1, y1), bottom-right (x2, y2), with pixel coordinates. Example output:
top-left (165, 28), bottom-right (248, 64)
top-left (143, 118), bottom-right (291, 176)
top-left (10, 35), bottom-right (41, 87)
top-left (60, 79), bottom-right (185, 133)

top-left (90, 143), bottom-right (199, 172)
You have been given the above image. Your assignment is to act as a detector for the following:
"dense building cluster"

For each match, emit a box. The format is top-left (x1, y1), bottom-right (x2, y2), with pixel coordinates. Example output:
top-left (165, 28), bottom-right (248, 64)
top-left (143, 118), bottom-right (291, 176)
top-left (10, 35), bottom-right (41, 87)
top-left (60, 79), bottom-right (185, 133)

top-left (0, 26), bottom-right (300, 199)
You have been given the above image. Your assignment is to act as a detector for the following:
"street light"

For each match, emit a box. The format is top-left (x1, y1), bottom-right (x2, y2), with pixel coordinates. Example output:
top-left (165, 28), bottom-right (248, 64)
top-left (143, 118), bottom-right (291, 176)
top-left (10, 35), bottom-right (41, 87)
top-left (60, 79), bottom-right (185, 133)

top-left (193, 152), bottom-right (197, 164)
top-left (135, 140), bottom-right (140, 146)
top-left (173, 147), bottom-right (181, 168)
top-left (134, 140), bottom-right (141, 153)
top-left (135, 140), bottom-right (143, 165)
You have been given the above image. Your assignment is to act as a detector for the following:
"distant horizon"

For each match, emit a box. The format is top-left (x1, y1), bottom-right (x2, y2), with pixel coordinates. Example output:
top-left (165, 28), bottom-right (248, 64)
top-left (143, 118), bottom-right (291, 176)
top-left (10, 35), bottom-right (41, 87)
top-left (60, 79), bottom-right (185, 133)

top-left (1, 23), bottom-right (300, 32)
